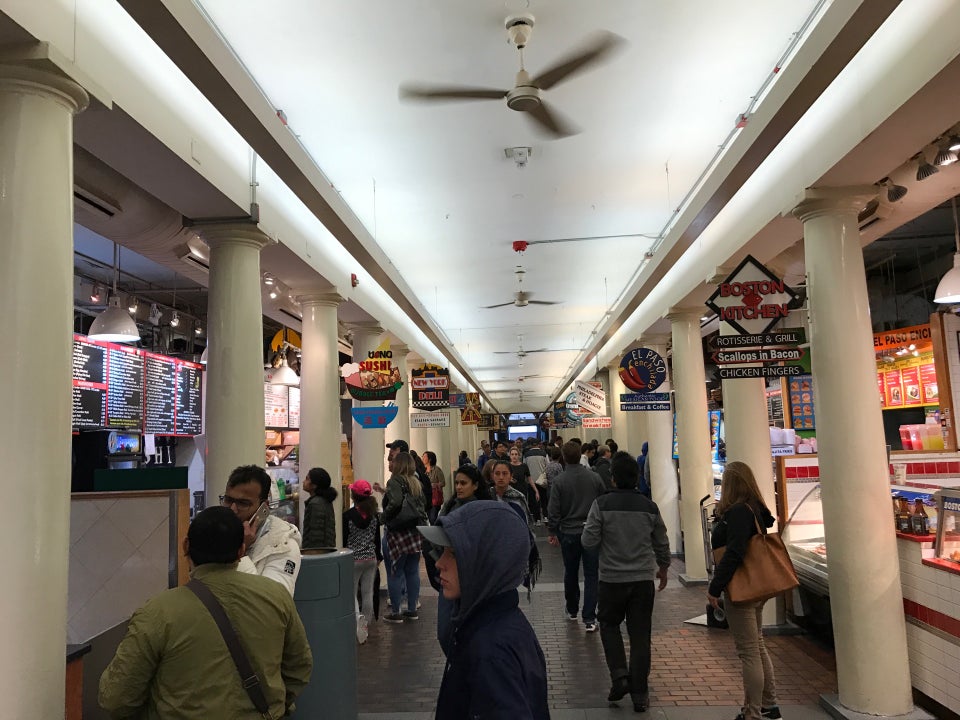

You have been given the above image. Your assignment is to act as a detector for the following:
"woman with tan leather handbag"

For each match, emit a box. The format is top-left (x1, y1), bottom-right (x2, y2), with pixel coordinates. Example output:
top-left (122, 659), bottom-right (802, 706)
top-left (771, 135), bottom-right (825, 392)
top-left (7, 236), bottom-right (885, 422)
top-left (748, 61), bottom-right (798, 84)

top-left (707, 462), bottom-right (787, 720)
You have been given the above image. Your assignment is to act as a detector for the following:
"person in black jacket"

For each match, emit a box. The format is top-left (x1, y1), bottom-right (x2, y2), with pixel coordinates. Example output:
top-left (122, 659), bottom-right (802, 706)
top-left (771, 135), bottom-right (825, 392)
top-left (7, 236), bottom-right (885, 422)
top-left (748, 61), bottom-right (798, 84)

top-left (302, 467), bottom-right (337, 549)
top-left (707, 461), bottom-right (781, 720)
top-left (419, 501), bottom-right (549, 719)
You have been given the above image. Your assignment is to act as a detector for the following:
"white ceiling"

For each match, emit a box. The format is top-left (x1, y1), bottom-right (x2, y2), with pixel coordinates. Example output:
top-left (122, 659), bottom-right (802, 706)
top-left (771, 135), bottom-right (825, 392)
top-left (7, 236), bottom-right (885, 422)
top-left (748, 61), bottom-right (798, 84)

top-left (193, 0), bottom-right (823, 410)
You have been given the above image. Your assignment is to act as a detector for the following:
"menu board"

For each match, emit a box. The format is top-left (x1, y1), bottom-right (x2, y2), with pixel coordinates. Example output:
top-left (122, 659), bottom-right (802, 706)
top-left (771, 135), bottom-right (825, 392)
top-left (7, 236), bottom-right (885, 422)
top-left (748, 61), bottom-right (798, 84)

top-left (884, 369), bottom-right (904, 407)
top-left (72, 335), bottom-right (203, 436)
top-left (287, 387), bottom-right (301, 429)
top-left (106, 346), bottom-right (143, 429)
top-left (788, 375), bottom-right (816, 430)
top-left (920, 363), bottom-right (939, 404)
top-left (900, 366), bottom-right (922, 407)
top-left (176, 365), bottom-right (203, 435)
top-left (264, 383), bottom-right (289, 428)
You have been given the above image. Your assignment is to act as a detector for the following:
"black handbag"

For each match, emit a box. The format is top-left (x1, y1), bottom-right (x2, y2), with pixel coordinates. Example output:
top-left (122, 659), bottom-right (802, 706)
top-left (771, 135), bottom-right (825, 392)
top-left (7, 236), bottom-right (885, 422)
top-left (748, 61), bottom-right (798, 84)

top-left (385, 482), bottom-right (423, 531)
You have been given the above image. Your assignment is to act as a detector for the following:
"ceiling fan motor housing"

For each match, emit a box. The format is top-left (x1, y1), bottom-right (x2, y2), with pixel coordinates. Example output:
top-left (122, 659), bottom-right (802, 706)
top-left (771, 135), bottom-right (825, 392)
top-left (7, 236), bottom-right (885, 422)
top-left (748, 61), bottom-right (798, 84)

top-left (507, 81), bottom-right (541, 112)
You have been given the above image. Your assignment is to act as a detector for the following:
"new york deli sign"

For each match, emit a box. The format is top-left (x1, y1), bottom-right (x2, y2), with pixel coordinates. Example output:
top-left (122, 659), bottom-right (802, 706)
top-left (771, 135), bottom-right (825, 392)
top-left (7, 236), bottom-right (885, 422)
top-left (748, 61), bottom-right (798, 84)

top-left (705, 255), bottom-right (801, 336)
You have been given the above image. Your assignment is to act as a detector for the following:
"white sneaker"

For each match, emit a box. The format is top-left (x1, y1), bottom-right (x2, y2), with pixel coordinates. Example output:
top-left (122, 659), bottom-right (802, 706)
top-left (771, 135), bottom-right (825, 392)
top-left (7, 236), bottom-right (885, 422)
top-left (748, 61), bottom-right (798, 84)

top-left (356, 614), bottom-right (368, 644)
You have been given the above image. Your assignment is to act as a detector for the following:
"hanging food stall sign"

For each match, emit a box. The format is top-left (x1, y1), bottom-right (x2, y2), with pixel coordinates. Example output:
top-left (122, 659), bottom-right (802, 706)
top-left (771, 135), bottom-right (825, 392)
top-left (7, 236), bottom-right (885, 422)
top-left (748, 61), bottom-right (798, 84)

top-left (618, 347), bottom-right (667, 394)
top-left (582, 416), bottom-right (612, 429)
top-left (575, 380), bottom-right (607, 416)
top-left (718, 365), bottom-right (804, 379)
top-left (341, 340), bottom-right (403, 401)
top-left (448, 393), bottom-right (466, 408)
top-left (411, 363), bottom-right (449, 410)
top-left (705, 255), bottom-right (800, 336)
top-left (620, 392), bottom-right (671, 412)
top-left (351, 403), bottom-right (399, 429)
top-left (461, 393), bottom-right (481, 425)
top-left (564, 392), bottom-right (582, 426)
top-left (712, 347), bottom-right (805, 364)
top-left (411, 411), bottom-right (450, 428)
top-left (478, 413), bottom-right (497, 430)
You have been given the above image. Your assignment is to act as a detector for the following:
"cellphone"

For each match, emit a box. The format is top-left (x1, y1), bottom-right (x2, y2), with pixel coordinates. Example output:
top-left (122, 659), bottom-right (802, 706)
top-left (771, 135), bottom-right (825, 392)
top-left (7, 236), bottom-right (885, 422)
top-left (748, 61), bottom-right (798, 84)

top-left (249, 502), bottom-right (270, 534)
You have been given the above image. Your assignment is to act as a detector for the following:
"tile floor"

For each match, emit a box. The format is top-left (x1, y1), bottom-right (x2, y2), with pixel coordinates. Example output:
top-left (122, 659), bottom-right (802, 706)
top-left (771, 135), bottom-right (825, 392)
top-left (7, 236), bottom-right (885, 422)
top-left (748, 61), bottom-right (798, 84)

top-left (357, 530), bottom-right (838, 719)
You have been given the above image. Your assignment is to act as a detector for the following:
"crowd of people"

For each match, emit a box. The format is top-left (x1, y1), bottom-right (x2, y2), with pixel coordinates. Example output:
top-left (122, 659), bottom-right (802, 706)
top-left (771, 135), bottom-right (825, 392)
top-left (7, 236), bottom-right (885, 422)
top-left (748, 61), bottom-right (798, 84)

top-left (96, 435), bottom-right (782, 720)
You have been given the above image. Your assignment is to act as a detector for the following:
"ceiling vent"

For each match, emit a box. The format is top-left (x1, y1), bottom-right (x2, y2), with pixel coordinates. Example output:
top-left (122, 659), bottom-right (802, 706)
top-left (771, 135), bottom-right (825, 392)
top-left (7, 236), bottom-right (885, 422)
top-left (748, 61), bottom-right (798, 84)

top-left (179, 251), bottom-right (209, 275)
top-left (74, 185), bottom-right (121, 218)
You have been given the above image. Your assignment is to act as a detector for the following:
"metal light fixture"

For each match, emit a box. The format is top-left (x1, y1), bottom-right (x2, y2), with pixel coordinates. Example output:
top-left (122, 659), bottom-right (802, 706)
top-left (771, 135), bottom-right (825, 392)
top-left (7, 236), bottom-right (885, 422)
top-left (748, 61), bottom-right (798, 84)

top-left (268, 288), bottom-right (279, 300)
top-left (917, 155), bottom-right (939, 181)
top-left (90, 284), bottom-right (102, 303)
top-left (149, 303), bottom-right (162, 326)
top-left (935, 142), bottom-right (958, 167)
top-left (194, 320), bottom-right (203, 336)
top-left (88, 244), bottom-right (140, 344)
top-left (934, 197), bottom-right (960, 303)
top-left (170, 310), bottom-right (181, 328)
top-left (200, 347), bottom-right (208, 365)
top-left (948, 134), bottom-right (960, 153)
top-left (263, 272), bottom-right (276, 286)
top-left (127, 296), bottom-right (138, 314)
top-left (270, 328), bottom-right (300, 386)
top-left (880, 177), bottom-right (907, 203)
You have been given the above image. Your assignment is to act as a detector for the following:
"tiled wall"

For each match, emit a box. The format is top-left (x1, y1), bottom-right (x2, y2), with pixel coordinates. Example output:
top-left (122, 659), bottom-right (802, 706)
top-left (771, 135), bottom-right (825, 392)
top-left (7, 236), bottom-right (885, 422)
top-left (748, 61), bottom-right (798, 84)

top-left (68, 494), bottom-right (172, 644)
top-left (898, 537), bottom-right (960, 713)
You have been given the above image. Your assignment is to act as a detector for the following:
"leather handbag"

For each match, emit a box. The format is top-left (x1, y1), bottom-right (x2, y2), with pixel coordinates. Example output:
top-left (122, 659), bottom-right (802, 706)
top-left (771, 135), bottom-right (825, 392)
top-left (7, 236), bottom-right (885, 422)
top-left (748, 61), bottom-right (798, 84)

top-left (712, 508), bottom-right (799, 604)
top-left (385, 483), bottom-right (423, 531)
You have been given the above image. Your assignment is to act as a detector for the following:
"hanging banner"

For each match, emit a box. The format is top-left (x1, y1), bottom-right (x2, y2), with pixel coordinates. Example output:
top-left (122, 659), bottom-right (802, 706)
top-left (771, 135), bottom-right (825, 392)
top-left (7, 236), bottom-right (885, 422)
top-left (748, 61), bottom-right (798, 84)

top-left (411, 363), bottom-right (449, 410)
top-left (411, 411), bottom-right (450, 428)
top-left (449, 393), bottom-right (466, 408)
top-left (341, 339), bottom-right (404, 401)
top-left (479, 413), bottom-right (496, 430)
top-left (575, 380), bottom-right (607, 416)
top-left (705, 255), bottom-right (800, 336)
top-left (620, 392), bottom-right (671, 412)
top-left (461, 393), bottom-right (481, 425)
top-left (351, 403), bottom-right (399, 429)
top-left (618, 348), bottom-right (667, 393)
top-left (564, 392), bottom-right (582, 426)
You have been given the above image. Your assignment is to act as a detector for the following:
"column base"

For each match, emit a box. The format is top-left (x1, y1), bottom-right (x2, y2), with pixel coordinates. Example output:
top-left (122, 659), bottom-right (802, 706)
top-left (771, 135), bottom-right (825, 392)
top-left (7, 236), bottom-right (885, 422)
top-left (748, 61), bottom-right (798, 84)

top-left (761, 619), bottom-right (805, 636)
top-left (819, 695), bottom-right (935, 720)
top-left (678, 574), bottom-right (709, 587)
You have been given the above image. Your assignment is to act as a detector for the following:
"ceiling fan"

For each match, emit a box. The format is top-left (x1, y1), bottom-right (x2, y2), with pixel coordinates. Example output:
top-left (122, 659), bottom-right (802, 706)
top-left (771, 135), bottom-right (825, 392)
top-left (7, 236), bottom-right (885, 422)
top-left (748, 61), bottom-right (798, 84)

top-left (400, 14), bottom-right (624, 139)
top-left (483, 267), bottom-right (561, 309)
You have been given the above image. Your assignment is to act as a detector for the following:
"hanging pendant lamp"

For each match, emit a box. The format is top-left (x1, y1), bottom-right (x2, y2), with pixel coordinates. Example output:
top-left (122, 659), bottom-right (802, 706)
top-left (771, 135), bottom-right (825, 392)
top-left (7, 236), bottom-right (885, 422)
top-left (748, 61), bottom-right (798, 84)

top-left (269, 327), bottom-right (300, 386)
top-left (934, 197), bottom-right (960, 303)
top-left (88, 244), bottom-right (140, 343)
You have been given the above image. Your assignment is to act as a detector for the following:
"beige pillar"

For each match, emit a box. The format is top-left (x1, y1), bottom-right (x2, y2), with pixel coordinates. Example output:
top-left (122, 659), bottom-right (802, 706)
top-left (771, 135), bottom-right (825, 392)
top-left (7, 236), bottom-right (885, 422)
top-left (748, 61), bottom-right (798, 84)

top-left (0, 57), bottom-right (87, 720)
top-left (607, 363), bottom-right (630, 450)
top-left (383, 343), bottom-right (410, 451)
top-left (793, 189), bottom-right (913, 716)
top-left (638, 335), bottom-right (681, 554)
top-left (297, 292), bottom-right (344, 545)
top-left (445, 407), bottom-right (463, 499)
top-left (200, 224), bottom-right (272, 507)
top-left (426, 423), bottom-right (449, 493)
top-left (669, 309), bottom-right (714, 582)
top-left (349, 322), bottom-right (386, 489)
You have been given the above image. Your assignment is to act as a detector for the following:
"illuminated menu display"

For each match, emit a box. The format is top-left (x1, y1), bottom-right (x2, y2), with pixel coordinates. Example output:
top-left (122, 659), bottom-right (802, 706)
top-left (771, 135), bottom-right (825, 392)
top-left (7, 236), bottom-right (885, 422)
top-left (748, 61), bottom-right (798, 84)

top-left (72, 335), bottom-right (203, 436)
top-left (264, 383), bottom-right (289, 428)
top-left (876, 354), bottom-right (938, 411)
top-left (288, 387), bottom-right (301, 429)
top-left (106, 346), bottom-right (143, 429)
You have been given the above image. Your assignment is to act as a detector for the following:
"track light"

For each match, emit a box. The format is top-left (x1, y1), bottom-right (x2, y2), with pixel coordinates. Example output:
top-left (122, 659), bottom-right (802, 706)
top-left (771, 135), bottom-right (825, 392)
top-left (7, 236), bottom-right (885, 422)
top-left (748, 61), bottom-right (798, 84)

top-left (194, 320), bottom-right (203, 335)
top-left (949, 135), bottom-right (960, 153)
top-left (268, 288), bottom-right (278, 300)
top-left (917, 156), bottom-right (939, 181)
top-left (149, 303), bottom-right (162, 326)
top-left (90, 284), bottom-right (102, 303)
top-left (880, 177), bottom-right (907, 203)
top-left (263, 272), bottom-right (276, 286)
top-left (935, 144), bottom-right (958, 167)
top-left (170, 310), bottom-right (181, 328)
top-left (127, 296), bottom-right (138, 314)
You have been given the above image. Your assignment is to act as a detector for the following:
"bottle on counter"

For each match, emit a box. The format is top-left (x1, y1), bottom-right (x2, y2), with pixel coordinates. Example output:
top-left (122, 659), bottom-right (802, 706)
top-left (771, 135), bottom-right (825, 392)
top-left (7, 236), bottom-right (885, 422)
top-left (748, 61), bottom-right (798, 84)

top-left (910, 499), bottom-right (929, 535)
top-left (276, 478), bottom-right (287, 501)
top-left (896, 497), bottom-right (912, 533)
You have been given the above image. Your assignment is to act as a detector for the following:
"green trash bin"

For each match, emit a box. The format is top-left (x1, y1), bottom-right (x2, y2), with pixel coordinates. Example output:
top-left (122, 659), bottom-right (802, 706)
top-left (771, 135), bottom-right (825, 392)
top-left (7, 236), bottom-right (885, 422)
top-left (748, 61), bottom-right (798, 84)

top-left (292, 549), bottom-right (356, 719)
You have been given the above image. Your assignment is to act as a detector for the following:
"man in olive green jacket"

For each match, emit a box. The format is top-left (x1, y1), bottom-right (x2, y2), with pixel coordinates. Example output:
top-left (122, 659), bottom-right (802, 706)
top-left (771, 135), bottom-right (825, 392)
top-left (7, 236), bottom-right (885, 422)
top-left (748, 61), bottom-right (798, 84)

top-left (99, 507), bottom-right (313, 719)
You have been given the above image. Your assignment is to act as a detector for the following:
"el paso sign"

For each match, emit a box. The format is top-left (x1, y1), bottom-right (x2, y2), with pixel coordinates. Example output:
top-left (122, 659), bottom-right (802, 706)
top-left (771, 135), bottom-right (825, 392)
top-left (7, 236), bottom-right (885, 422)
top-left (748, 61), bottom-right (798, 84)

top-left (705, 255), bottom-right (801, 336)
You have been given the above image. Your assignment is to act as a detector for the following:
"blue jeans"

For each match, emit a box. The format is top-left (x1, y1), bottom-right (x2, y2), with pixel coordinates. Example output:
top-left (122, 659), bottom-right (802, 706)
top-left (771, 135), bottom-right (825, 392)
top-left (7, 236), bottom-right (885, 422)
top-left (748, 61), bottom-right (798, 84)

top-left (559, 531), bottom-right (599, 623)
top-left (387, 552), bottom-right (421, 613)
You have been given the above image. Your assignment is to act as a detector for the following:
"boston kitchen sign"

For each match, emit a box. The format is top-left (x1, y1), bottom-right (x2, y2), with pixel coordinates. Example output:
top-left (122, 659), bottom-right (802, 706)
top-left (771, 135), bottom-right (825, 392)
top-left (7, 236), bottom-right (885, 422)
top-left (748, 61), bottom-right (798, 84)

top-left (705, 255), bottom-right (801, 336)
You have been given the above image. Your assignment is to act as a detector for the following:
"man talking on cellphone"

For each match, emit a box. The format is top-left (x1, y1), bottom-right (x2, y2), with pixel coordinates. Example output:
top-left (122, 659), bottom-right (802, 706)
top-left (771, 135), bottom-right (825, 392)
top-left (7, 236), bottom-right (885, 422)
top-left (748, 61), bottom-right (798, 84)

top-left (220, 464), bottom-right (302, 595)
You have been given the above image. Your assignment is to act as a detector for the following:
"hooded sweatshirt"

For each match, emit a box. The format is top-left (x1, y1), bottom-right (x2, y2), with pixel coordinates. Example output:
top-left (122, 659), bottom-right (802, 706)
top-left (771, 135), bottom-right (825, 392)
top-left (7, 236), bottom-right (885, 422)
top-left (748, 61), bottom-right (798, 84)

top-left (434, 501), bottom-right (549, 720)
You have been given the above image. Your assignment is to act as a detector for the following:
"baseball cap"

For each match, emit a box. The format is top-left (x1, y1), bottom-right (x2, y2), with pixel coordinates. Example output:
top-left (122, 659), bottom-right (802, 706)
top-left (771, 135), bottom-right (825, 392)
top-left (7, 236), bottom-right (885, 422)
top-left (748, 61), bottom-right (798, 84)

top-left (386, 439), bottom-right (409, 453)
top-left (418, 522), bottom-right (452, 549)
top-left (350, 479), bottom-right (372, 497)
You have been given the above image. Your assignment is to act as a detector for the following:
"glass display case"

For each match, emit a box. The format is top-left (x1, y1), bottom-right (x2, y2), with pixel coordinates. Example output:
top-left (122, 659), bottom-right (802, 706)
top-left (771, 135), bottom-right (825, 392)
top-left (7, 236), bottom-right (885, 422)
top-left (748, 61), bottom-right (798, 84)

top-left (933, 488), bottom-right (960, 564)
top-left (781, 483), bottom-right (829, 596)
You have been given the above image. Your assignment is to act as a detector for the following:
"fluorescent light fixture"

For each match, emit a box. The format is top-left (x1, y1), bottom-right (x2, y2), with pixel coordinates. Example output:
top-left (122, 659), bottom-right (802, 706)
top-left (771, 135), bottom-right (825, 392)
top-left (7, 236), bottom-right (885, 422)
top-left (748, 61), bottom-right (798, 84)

top-left (88, 295), bottom-right (141, 344)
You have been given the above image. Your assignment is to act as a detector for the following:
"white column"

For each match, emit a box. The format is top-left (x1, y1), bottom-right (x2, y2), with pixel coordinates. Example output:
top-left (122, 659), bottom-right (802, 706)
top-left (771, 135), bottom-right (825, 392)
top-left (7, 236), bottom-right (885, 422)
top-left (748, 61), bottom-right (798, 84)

top-left (198, 224), bottom-right (272, 507)
top-left (427, 424), bottom-right (449, 491)
top-left (297, 292), bottom-right (344, 545)
top-left (718, 321), bottom-right (780, 624)
top-left (793, 189), bottom-right (913, 716)
top-left (625, 396), bottom-right (649, 458)
top-left (638, 335), bottom-right (681, 554)
top-left (0, 58), bottom-right (87, 720)
top-left (409, 424), bottom-right (428, 458)
top-left (669, 309), bottom-right (714, 582)
top-left (607, 364), bottom-right (630, 450)
top-left (383, 343), bottom-right (410, 451)
top-left (445, 408), bottom-right (463, 499)
top-left (349, 322), bottom-right (386, 489)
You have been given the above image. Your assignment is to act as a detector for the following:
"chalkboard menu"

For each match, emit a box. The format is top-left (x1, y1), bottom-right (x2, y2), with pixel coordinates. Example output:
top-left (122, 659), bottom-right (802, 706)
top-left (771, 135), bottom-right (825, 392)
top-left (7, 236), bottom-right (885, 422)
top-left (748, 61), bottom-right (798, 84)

top-left (72, 335), bottom-right (203, 436)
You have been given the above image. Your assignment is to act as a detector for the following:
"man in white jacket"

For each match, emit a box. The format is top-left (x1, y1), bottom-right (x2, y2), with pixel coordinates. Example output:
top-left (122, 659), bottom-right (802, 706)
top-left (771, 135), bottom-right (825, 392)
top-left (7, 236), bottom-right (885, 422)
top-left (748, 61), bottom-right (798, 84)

top-left (220, 464), bottom-right (302, 596)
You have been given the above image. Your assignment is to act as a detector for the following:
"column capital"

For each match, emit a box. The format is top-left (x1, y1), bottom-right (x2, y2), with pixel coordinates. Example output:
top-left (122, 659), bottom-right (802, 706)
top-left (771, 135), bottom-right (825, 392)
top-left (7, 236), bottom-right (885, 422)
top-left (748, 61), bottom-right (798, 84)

top-left (0, 58), bottom-right (89, 114)
top-left (296, 291), bottom-right (344, 308)
top-left (195, 222), bottom-right (274, 250)
top-left (665, 306), bottom-right (703, 323)
top-left (391, 343), bottom-right (410, 355)
top-left (790, 186), bottom-right (877, 223)
top-left (638, 332), bottom-right (671, 348)
top-left (347, 321), bottom-right (383, 340)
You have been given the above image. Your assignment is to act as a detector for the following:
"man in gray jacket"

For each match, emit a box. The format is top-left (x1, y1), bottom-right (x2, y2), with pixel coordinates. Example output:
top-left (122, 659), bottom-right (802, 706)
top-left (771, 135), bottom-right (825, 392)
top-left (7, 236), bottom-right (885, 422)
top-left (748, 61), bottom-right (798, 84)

top-left (547, 441), bottom-right (607, 632)
top-left (582, 451), bottom-right (670, 713)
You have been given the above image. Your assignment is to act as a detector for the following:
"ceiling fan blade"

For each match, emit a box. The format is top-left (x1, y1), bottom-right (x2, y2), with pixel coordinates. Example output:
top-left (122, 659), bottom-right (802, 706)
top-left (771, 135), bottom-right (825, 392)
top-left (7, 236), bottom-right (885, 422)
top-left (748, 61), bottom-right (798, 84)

top-left (523, 348), bottom-right (552, 354)
top-left (526, 102), bottom-right (578, 139)
top-left (527, 300), bottom-right (561, 305)
top-left (400, 84), bottom-right (508, 102)
top-left (482, 301), bottom-right (517, 309)
top-left (531, 31), bottom-right (626, 91)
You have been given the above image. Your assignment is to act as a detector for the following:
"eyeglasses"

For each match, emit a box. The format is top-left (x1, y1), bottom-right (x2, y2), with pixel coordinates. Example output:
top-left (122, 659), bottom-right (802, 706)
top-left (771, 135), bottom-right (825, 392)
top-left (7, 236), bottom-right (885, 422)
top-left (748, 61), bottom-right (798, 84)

top-left (219, 494), bottom-right (255, 510)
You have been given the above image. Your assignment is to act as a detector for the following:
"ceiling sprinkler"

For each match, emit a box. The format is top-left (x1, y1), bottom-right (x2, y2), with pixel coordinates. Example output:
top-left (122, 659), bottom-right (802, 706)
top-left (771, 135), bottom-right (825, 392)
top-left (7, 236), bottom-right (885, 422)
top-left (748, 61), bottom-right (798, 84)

top-left (512, 240), bottom-right (529, 253)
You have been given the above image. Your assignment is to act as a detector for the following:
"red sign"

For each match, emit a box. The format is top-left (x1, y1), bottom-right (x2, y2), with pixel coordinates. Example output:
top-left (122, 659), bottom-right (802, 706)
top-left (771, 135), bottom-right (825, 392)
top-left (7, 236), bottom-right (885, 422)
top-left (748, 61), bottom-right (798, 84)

top-left (705, 255), bottom-right (800, 335)
top-left (920, 363), bottom-right (939, 404)
top-left (901, 366), bottom-right (921, 406)
top-left (884, 369), bottom-right (903, 407)
top-left (877, 372), bottom-right (885, 406)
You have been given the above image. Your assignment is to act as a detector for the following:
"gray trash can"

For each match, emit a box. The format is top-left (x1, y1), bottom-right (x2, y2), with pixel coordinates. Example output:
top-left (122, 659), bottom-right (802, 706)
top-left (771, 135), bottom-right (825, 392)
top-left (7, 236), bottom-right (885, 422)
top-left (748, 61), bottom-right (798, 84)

top-left (292, 549), bottom-right (357, 720)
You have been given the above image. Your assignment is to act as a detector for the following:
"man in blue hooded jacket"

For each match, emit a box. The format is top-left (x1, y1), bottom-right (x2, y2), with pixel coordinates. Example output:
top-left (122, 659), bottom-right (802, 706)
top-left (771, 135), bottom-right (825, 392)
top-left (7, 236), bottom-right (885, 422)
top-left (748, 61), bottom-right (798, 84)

top-left (419, 502), bottom-right (549, 719)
